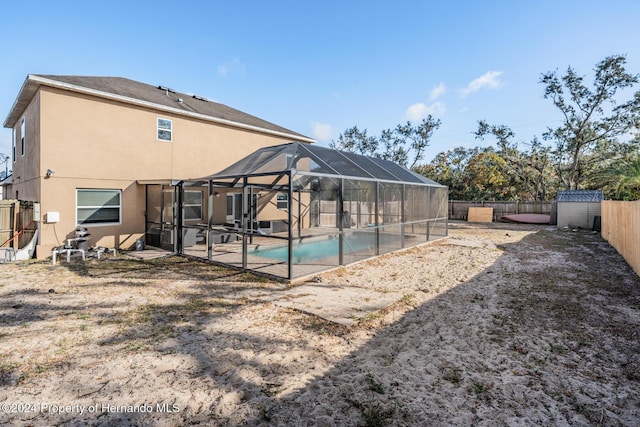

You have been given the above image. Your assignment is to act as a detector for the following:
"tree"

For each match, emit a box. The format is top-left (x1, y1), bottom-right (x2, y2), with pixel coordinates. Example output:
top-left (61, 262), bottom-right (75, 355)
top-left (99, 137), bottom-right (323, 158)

top-left (331, 117), bottom-right (441, 168)
top-left (475, 121), bottom-right (556, 200)
top-left (415, 147), bottom-right (472, 199)
top-left (417, 146), bottom-right (517, 200)
top-left (388, 118), bottom-right (441, 168)
top-left (462, 149), bottom-right (514, 200)
top-left (330, 126), bottom-right (378, 157)
top-left (594, 154), bottom-right (640, 200)
top-left (541, 55), bottom-right (640, 190)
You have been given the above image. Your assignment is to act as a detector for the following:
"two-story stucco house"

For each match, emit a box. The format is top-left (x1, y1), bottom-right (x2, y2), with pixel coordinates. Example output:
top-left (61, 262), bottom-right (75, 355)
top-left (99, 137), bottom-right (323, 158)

top-left (2, 75), bottom-right (314, 258)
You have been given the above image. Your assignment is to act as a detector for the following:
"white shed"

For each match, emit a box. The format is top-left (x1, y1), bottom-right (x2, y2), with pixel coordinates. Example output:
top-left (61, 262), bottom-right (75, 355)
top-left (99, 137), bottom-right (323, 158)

top-left (556, 190), bottom-right (603, 229)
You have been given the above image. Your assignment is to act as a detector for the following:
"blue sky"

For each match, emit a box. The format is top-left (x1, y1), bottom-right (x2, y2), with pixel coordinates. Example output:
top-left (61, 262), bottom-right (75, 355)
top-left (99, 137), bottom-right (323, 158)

top-left (1, 0), bottom-right (639, 170)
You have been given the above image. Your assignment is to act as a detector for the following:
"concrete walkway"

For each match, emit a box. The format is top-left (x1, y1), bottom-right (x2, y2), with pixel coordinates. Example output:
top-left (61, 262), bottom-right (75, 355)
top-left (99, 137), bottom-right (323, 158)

top-left (125, 248), bottom-right (174, 260)
top-left (259, 283), bottom-right (401, 326)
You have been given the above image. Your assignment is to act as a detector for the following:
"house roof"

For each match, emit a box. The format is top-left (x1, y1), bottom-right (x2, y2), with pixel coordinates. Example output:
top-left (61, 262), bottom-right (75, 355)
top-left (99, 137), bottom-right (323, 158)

top-left (0, 173), bottom-right (12, 186)
top-left (557, 190), bottom-right (604, 202)
top-left (199, 142), bottom-right (445, 186)
top-left (3, 75), bottom-right (315, 143)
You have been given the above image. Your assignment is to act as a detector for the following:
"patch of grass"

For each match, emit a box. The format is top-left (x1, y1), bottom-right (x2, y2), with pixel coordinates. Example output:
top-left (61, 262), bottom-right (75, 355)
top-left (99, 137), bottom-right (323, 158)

top-left (261, 383), bottom-right (282, 397)
top-left (297, 312), bottom-right (349, 336)
top-left (359, 311), bottom-right (385, 325)
top-left (399, 293), bottom-right (416, 307)
top-left (345, 396), bottom-right (395, 427)
top-left (549, 342), bottom-right (567, 354)
top-left (257, 404), bottom-right (274, 422)
top-left (442, 367), bottom-right (462, 384)
top-left (366, 372), bottom-right (385, 394)
top-left (468, 380), bottom-right (492, 401)
top-left (33, 364), bottom-right (52, 374)
top-left (0, 361), bottom-right (19, 373)
top-left (123, 341), bottom-right (147, 352)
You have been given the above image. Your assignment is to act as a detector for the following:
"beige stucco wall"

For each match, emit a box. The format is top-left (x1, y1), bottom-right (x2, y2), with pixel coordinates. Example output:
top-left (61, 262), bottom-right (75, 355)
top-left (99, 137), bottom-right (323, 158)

top-left (39, 87), bottom-right (294, 181)
top-left (39, 178), bottom-right (145, 253)
top-left (9, 92), bottom-right (41, 202)
top-left (8, 86), bottom-right (306, 258)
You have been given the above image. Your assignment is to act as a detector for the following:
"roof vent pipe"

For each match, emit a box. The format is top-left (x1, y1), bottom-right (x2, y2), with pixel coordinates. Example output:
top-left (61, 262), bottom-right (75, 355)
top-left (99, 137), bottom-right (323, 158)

top-left (157, 85), bottom-right (175, 96)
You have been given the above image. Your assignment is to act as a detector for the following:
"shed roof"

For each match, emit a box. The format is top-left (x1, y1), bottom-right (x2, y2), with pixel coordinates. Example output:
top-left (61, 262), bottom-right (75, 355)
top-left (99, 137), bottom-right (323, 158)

top-left (200, 142), bottom-right (444, 186)
top-left (4, 75), bottom-right (314, 143)
top-left (557, 190), bottom-right (604, 202)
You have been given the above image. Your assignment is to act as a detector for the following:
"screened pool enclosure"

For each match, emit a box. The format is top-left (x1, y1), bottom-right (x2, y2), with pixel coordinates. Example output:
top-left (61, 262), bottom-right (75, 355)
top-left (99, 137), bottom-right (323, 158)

top-left (145, 142), bottom-right (448, 281)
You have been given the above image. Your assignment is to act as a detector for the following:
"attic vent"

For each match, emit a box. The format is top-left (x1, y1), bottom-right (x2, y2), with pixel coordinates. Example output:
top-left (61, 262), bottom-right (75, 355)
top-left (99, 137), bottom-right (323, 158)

top-left (157, 85), bottom-right (176, 95)
top-left (192, 95), bottom-right (209, 102)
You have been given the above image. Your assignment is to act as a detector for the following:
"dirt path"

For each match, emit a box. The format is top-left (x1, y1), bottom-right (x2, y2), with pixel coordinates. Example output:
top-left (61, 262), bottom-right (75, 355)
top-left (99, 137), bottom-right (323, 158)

top-left (1, 222), bottom-right (639, 426)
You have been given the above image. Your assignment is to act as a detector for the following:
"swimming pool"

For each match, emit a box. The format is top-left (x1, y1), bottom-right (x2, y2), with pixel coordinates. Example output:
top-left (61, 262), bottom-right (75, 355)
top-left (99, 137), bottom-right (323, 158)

top-left (251, 232), bottom-right (380, 263)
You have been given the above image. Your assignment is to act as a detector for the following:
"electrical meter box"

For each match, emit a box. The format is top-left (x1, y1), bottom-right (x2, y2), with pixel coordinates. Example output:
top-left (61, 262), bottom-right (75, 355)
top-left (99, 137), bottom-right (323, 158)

top-left (33, 203), bottom-right (41, 221)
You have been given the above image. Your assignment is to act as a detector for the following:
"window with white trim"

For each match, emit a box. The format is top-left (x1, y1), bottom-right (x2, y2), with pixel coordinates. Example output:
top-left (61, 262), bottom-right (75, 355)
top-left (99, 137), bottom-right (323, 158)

top-left (157, 118), bottom-right (172, 141)
top-left (77, 189), bottom-right (121, 225)
top-left (12, 128), bottom-right (16, 162)
top-left (285, 153), bottom-right (294, 168)
top-left (183, 190), bottom-right (203, 221)
top-left (20, 118), bottom-right (25, 156)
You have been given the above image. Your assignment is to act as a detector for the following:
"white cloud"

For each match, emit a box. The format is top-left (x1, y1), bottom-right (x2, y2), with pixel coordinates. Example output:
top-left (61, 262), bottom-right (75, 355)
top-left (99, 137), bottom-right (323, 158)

top-left (217, 58), bottom-right (246, 77)
top-left (429, 82), bottom-right (447, 101)
top-left (311, 122), bottom-right (333, 141)
top-left (460, 70), bottom-right (504, 97)
top-left (404, 101), bottom-right (446, 121)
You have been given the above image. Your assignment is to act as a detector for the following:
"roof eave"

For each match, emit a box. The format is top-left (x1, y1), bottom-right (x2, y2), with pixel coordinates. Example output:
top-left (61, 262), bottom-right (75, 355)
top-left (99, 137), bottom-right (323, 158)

top-left (3, 75), bottom-right (39, 128)
top-left (3, 75), bottom-right (316, 143)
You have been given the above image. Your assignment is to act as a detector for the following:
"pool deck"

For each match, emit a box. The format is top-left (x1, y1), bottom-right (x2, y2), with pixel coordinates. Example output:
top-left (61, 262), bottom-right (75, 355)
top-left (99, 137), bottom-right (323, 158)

top-left (183, 244), bottom-right (342, 282)
top-left (181, 226), bottom-right (444, 281)
top-left (182, 228), bottom-right (342, 281)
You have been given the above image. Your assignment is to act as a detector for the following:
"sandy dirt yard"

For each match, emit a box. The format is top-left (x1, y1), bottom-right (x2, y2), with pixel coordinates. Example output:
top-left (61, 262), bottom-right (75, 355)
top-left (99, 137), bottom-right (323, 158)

top-left (1, 222), bottom-right (639, 426)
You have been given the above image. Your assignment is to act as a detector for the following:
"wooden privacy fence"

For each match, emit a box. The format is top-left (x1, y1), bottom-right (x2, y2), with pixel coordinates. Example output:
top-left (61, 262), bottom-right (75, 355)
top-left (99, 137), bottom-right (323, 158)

top-left (449, 200), bottom-right (554, 221)
top-left (0, 200), bottom-right (38, 251)
top-left (601, 200), bottom-right (640, 276)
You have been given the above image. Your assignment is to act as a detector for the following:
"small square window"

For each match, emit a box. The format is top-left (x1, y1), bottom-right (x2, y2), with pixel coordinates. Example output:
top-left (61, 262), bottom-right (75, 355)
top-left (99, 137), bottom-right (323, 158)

top-left (157, 118), bottom-right (172, 141)
top-left (276, 193), bottom-right (288, 210)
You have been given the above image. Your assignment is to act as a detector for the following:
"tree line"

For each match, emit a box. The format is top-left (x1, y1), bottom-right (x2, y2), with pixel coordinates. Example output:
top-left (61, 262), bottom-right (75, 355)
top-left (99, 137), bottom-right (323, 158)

top-left (331, 55), bottom-right (640, 201)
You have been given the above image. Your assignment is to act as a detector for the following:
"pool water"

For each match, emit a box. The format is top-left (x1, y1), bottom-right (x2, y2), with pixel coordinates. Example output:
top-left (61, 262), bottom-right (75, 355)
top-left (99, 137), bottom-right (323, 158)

top-left (251, 232), bottom-right (379, 263)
